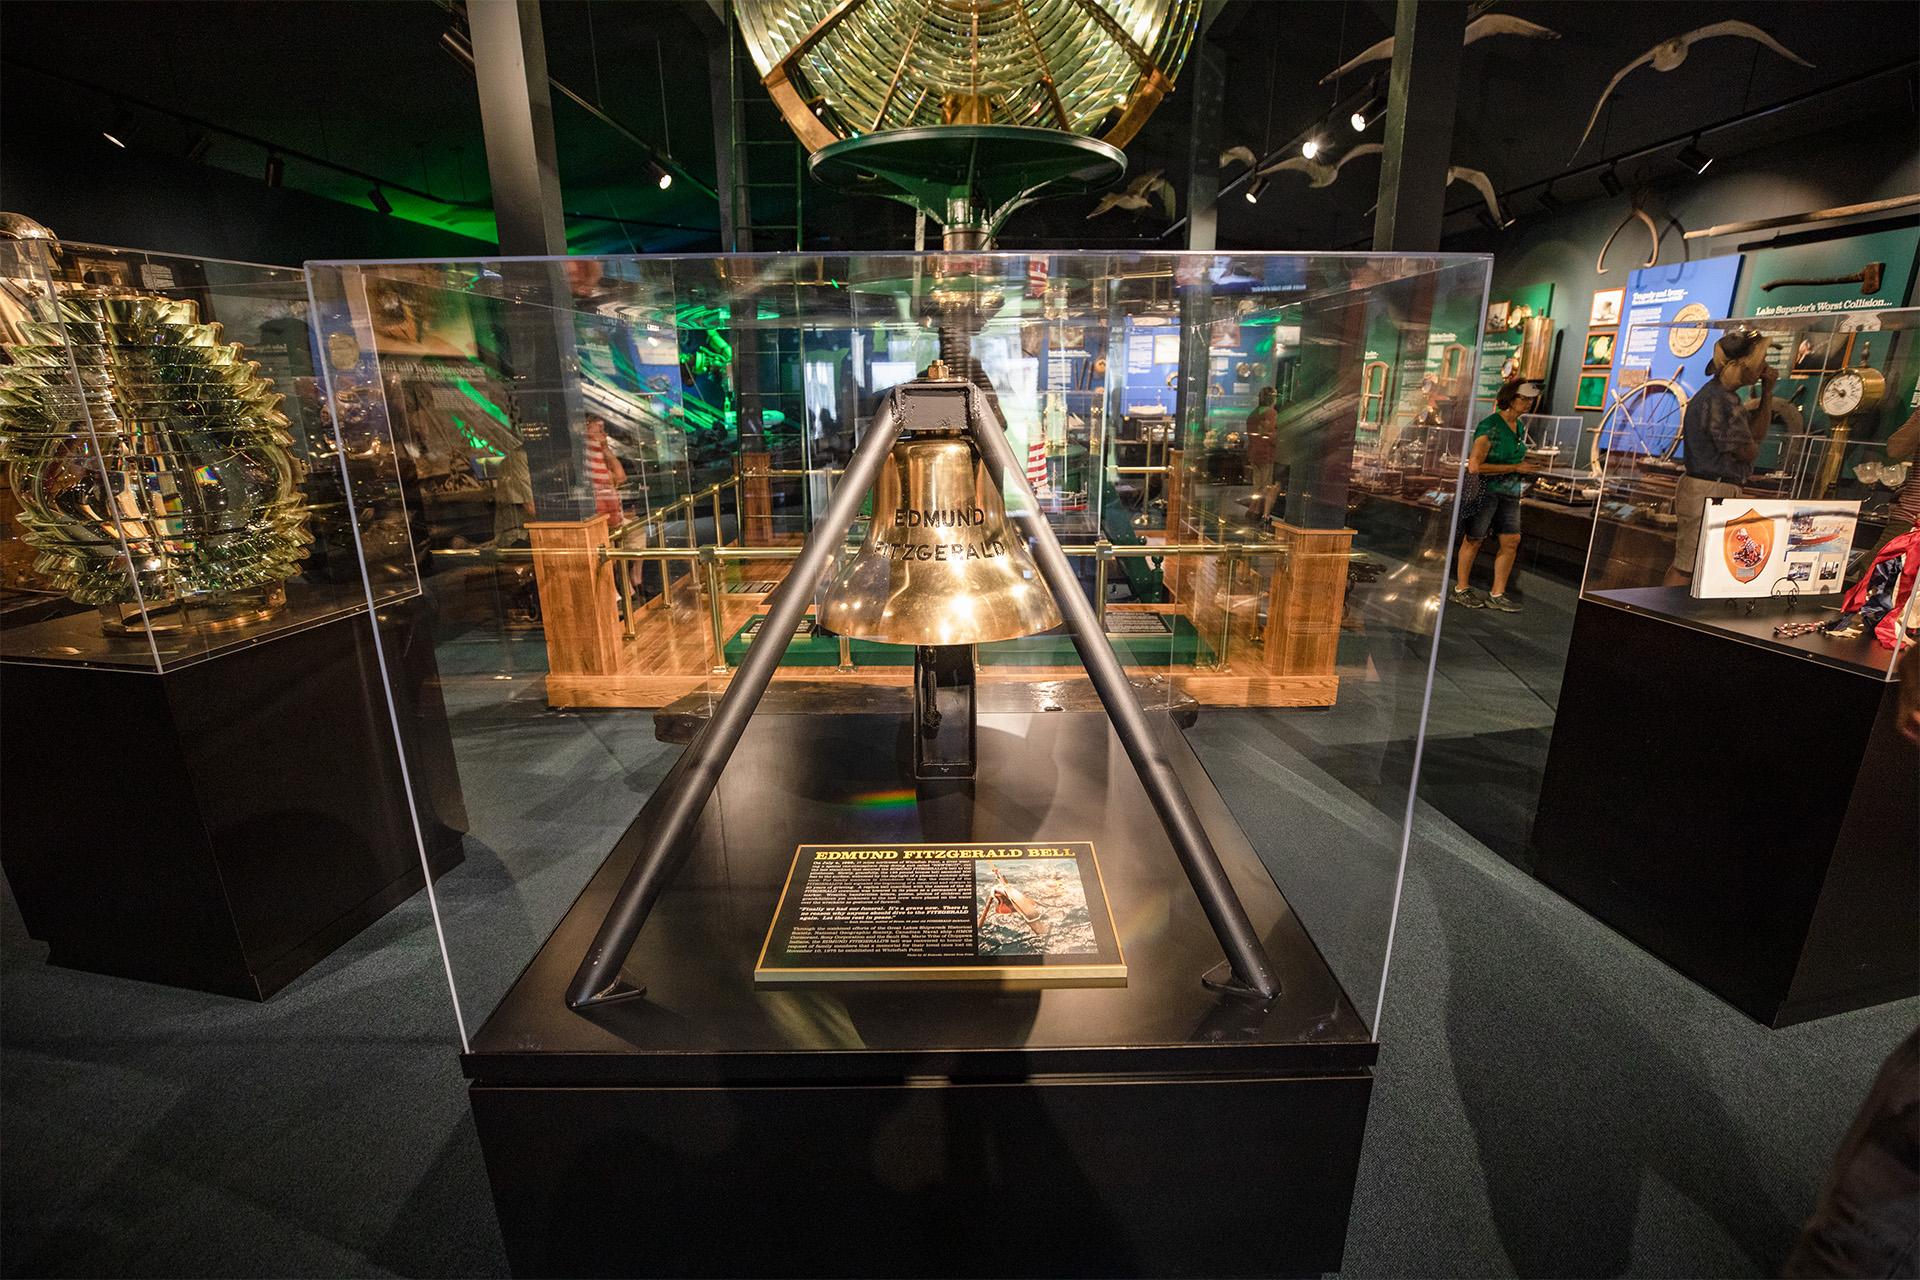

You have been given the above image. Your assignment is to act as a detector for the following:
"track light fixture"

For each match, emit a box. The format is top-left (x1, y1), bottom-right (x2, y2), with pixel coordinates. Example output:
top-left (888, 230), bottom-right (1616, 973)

top-left (264, 153), bottom-right (284, 188)
top-left (651, 161), bottom-right (673, 191)
top-left (1301, 135), bottom-right (1323, 160)
top-left (1349, 93), bottom-right (1384, 133)
top-left (1245, 176), bottom-right (1267, 204)
top-left (1675, 136), bottom-right (1713, 175)
top-left (1599, 164), bottom-right (1623, 197)
top-left (368, 186), bottom-right (393, 216)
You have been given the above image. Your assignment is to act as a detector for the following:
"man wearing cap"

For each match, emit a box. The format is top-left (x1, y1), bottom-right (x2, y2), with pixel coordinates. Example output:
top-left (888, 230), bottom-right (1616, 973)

top-left (1667, 327), bottom-right (1776, 584)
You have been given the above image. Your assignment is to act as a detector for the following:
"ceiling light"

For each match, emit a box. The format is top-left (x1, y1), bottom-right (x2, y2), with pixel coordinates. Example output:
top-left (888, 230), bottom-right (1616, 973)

top-left (1245, 176), bottom-right (1267, 204)
top-left (1539, 182), bottom-right (1562, 212)
top-left (1676, 136), bottom-right (1713, 175)
top-left (651, 160), bottom-right (673, 190)
top-left (1349, 95), bottom-right (1384, 133)
top-left (264, 154), bottom-right (284, 188)
top-left (102, 131), bottom-right (126, 149)
top-left (1598, 164), bottom-right (1622, 197)
top-left (1301, 136), bottom-right (1323, 160)
top-left (368, 186), bottom-right (393, 216)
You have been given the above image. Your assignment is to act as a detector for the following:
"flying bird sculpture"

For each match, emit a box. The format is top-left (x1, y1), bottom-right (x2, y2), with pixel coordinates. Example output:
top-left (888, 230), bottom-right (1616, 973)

top-left (1087, 169), bottom-right (1175, 220)
top-left (1356, 163), bottom-right (1511, 228)
top-left (1319, 14), bottom-right (1559, 85)
top-left (1257, 143), bottom-right (1382, 189)
top-left (1219, 145), bottom-right (1257, 170)
top-left (1573, 22), bottom-right (1813, 155)
top-left (1449, 165), bottom-right (1508, 227)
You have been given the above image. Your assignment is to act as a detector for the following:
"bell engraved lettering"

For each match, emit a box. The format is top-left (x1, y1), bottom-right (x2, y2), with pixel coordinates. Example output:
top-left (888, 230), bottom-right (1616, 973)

top-left (818, 435), bottom-right (1060, 646)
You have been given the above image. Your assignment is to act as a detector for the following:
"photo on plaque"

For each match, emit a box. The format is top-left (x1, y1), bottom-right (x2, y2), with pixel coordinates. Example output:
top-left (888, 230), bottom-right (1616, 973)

top-left (975, 859), bottom-right (1096, 956)
top-left (756, 842), bottom-right (1126, 985)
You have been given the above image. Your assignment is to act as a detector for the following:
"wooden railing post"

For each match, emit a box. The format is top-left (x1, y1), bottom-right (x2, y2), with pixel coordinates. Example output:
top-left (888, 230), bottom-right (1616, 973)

top-left (529, 516), bottom-right (623, 678)
top-left (1263, 521), bottom-right (1354, 678)
top-left (741, 451), bottom-right (772, 546)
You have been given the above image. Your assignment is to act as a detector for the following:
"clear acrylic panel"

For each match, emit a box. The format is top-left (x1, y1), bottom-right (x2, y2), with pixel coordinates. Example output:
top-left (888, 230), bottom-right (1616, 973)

top-left (1583, 309), bottom-right (1916, 681)
top-left (0, 237), bottom-right (396, 673)
top-left (308, 250), bottom-right (1491, 1047)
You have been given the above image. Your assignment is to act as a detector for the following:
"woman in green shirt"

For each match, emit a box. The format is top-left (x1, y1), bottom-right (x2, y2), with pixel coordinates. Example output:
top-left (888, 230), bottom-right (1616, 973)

top-left (1451, 378), bottom-right (1539, 613)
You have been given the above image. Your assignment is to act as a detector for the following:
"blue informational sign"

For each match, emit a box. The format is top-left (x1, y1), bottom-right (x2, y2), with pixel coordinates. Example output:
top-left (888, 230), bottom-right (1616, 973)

top-left (1119, 316), bottom-right (1181, 416)
top-left (1602, 254), bottom-right (1744, 455)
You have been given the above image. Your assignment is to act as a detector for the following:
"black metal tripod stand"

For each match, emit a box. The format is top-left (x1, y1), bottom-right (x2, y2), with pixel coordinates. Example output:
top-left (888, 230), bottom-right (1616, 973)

top-left (566, 372), bottom-right (1280, 1009)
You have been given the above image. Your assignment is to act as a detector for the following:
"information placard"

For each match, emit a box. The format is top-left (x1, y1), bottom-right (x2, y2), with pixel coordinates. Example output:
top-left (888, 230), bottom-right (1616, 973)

top-left (1691, 498), bottom-right (1861, 599)
top-left (756, 842), bottom-right (1126, 984)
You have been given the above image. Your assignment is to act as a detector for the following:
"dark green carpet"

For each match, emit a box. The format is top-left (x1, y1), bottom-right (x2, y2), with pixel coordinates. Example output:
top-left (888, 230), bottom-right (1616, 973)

top-left (3, 602), bottom-right (1911, 1277)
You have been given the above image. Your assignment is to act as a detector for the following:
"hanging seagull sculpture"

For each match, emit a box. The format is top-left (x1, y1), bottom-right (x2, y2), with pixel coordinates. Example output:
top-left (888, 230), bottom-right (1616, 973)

top-left (1219, 145), bottom-right (1257, 170)
top-left (1573, 21), bottom-right (1813, 156)
top-left (1257, 143), bottom-right (1382, 189)
top-left (1449, 165), bottom-right (1509, 228)
top-left (1356, 163), bottom-right (1510, 228)
top-left (1087, 169), bottom-right (1175, 220)
top-left (1318, 14), bottom-right (1559, 85)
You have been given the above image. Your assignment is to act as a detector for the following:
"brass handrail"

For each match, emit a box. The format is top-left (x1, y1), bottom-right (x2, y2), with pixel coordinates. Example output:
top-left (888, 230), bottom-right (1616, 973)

top-left (433, 539), bottom-right (1280, 563)
top-left (437, 537), bottom-right (1288, 673)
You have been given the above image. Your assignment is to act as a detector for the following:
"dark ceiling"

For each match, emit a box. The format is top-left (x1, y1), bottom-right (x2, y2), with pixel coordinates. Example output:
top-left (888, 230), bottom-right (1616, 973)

top-left (1, 0), bottom-right (1912, 257)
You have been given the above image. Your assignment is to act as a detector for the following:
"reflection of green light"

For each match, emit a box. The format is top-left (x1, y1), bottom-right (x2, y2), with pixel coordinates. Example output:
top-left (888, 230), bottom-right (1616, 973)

top-left (675, 303), bottom-right (730, 329)
top-left (449, 413), bottom-right (505, 457)
top-left (453, 377), bottom-right (511, 428)
top-left (612, 343), bottom-right (644, 383)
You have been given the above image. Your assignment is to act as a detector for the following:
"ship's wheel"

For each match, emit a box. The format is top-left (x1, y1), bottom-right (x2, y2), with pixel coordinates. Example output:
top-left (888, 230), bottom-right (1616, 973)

top-left (1598, 376), bottom-right (1691, 460)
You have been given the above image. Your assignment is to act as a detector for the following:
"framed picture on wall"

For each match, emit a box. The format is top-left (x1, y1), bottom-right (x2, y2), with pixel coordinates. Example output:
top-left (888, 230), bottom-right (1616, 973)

top-left (1589, 289), bottom-right (1624, 327)
top-left (1486, 300), bottom-right (1510, 332)
top-left (1583, 329), bottom-right (1617, 368)
top-left (1575, 374), bottom-right (1609, 411)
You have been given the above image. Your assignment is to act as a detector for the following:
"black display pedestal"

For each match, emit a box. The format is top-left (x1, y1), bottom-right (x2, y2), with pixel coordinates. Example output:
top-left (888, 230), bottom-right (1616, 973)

top-left (466, 710), bottom-right (1376, 1278)
top-left (0, 596), bottom-right (467, 1000)
top-left (1533, 589), bottom-right (1917, 1027)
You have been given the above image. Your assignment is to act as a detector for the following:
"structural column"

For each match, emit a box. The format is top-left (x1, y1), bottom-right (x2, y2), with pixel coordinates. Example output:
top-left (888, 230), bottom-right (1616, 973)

top-left (469, 0), bottom-right (568, 257)
top-left (1371, 0), bottom-right (1467, 252)
top-left (1182, 39), bottom-right (1226, 252)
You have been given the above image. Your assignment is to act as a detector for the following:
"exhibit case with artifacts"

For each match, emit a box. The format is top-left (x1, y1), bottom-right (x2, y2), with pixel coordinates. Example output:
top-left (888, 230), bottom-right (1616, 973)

top-left (1535, 312), bottom-right (1918, 1026)
top-left (0, 222), bottom-right (466, 999)
top-left (307, 247), bottom-right (1488, 1276)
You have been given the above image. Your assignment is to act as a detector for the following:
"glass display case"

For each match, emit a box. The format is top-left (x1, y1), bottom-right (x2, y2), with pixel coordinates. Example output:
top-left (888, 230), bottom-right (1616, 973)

top-left (1534, 308), bottom-right (1916, 1027)
top-left (0, 230), bottom-right (464, 998)
top-left (307, 249), bottom-right (1488, 1275)
top-left (0, 234), bottom-right (405, 670)
top-left (1582, 311), bottom-right (1917, 678)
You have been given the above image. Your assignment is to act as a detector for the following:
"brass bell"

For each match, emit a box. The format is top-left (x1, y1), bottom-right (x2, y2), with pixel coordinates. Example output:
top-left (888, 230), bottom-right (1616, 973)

top-left (818, 434), bottom-right (1060, 645)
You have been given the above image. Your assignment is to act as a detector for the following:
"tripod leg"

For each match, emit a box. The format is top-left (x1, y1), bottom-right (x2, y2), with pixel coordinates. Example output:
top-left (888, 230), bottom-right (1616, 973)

top-left (566, 396), bottom-right (907, 1009)
top-left (963, 384), bottom-right (1280, 999)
